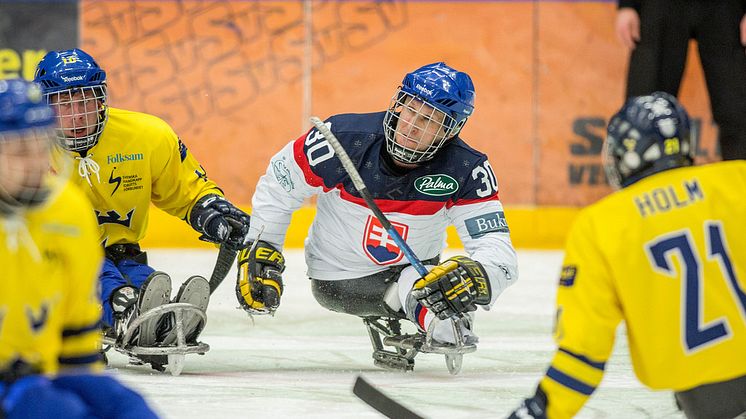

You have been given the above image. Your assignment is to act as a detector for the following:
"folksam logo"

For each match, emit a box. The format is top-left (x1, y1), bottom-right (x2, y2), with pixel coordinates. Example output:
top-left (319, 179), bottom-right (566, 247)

top-left (107, 153), bottom-right (144, 165)
top-left (414, 174), bottom-right (458, 196)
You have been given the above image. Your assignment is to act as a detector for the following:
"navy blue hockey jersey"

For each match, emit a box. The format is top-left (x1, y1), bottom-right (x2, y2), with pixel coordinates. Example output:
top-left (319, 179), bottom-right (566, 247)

top-left (249, 112), bottom-right (518, 305)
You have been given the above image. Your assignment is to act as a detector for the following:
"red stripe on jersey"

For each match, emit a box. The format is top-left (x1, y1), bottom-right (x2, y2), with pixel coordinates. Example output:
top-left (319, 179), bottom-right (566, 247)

top-left (293, 132), bottom-right (326, 188)
top-left (445, 193), bottom-right (500, 209)
top-left (416, 304), bottom-right (428, 330)
top-left (292, 133), bottom-right (499, 214)
top-left (339, 188), bottom-right (446, 215)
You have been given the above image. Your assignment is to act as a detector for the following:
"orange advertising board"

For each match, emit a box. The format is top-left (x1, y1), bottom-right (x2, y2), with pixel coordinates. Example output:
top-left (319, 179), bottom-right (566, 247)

top-left (80, 0), bottom-right (718, 210)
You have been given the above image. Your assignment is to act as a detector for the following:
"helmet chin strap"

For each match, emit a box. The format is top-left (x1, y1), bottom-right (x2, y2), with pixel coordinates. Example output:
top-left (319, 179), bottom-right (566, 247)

top-left (380, 144), bottom-right (418, 176)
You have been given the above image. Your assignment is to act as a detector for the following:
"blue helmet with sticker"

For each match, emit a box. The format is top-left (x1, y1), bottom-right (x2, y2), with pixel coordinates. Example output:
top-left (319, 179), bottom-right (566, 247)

top-left (34, 48), bottom-right (107, 94)
top-left (604, 92), bottom-right (693, 188)
top-left (401, 62), bottom-right (475, 124)
top-left (0, 79), bottom-right (58, 213)
top-left (401, 62), bottom-right (475, 126)
top-left (383, 62), bottom-right (476, 164)
top-left (0, 79), bottom-right (55, 134)
top-left (33, 48), bottom-right (108, 152)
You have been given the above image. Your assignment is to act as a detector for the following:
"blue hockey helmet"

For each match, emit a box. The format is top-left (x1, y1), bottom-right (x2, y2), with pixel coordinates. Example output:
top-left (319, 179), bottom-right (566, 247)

top-left (34, 48), bottom-right (106, 94)
top-left (34, 48), bottom-right (108, 152)
top-left (384, 62), bottom-right (476, 164)
top-left (604, 92), bottom-right (693, 188)
top-left (401, 62), bottom-right (475, 126)
top-left (0, 79), bottom-right (58, 213)
top-left (0, 79), bottom-right (55, 134)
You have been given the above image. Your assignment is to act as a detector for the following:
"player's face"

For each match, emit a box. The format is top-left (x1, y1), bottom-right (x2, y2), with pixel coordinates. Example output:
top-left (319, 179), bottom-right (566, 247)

top-left (49, 89), bottom-right (102, 139)
top-left (394, 98), bottom-right (448, 154)
top-left (0, 130), bottom-right (51, 202)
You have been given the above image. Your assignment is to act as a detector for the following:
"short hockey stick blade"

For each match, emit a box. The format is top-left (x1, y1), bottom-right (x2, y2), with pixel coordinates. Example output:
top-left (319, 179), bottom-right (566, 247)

top-left (352, 375), bottom-right (425, 419)
top-left (209, 245), bottom-right (238, 294)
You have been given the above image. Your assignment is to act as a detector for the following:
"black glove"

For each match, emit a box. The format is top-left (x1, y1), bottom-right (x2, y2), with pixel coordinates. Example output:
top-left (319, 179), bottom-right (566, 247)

top-left (410, 256), bottom-right (491, 320)
top-left (110, 285), bottom-right (138, 316)
top-left (190, 194), bottom-right (251, 251)
top-left (236, 240), bottom-right (285, 315)
top-left (0, 358), bottom-right (42, 383)
top-left (507, 386), bottom-right (548, 419)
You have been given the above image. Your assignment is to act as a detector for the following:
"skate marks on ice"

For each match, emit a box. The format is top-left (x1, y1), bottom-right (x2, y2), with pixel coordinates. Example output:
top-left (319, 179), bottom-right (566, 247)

top-left (107, 249), bottom-right (683, 418)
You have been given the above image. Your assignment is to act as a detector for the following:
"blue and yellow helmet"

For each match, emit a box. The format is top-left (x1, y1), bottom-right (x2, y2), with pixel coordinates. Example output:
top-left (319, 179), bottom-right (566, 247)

top-left (34, 48), bottom-right (108, 152)
top-left (0, 78), bottom-right (58, 213)
top-left (605, 92), bottom-right (693, 188)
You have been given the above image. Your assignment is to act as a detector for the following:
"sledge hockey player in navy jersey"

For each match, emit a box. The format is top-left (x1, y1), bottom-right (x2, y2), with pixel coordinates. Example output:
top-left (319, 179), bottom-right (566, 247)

top-left (238, 62), bottom-right (519, 372)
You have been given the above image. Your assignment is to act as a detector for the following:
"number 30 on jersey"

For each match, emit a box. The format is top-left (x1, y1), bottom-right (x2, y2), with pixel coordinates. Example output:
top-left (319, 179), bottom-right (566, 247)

top-left (472, 161), bottom-right (498, 197)
top-left (305, 126), bottom-right (335, 166)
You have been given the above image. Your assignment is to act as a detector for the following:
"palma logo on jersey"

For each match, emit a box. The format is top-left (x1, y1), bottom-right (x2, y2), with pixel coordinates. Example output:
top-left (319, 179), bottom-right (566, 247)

top-left (414, 174), bottom-right (458, 196)
top-left (363, 215), bottom-right (409, 265)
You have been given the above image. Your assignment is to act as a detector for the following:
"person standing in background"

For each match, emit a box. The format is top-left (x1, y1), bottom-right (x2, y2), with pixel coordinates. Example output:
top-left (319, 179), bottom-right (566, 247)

top-left (615, 0), bottom-right (746, 160)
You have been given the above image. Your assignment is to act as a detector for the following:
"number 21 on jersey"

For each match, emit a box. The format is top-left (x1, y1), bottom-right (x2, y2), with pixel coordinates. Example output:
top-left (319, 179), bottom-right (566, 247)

top-left (646, 221), bottom-right (746, 353)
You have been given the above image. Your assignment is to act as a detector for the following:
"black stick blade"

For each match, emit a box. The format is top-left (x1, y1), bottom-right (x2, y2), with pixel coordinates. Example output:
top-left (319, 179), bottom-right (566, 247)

top-left (352, 376), bottom-right (425, 419)
top-left (209, 246), bottom-right (238, 294)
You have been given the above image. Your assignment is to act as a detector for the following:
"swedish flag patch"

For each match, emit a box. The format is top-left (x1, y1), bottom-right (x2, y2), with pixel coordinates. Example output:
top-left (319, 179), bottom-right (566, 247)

top-left (559, 265), bottom-right (577, 287)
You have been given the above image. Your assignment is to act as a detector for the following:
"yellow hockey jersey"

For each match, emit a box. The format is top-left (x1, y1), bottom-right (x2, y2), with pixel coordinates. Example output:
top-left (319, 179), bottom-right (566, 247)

top-left (0, 181), bottom-right (103, 374)
top-left (540, 160), bottom-right (746, 418)
top-left (67, 107), bottom-right (222, 246)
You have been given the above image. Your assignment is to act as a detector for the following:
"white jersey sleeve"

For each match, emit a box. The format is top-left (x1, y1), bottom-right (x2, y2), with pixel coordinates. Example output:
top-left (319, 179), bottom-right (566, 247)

top-left (447, 186), bottom-right (518, 308)
top-left (248, 139), bottom-right (322, 249)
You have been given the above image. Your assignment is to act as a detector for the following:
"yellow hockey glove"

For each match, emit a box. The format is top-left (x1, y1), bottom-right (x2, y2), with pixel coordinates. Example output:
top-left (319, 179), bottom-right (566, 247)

top-left (235, 241), bottom-right (285, 315)
top-left (411, 256), bottom-right (491, 320)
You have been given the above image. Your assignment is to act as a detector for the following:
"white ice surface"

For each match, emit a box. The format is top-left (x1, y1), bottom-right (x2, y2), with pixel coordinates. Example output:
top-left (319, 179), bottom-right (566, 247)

top-left (106, 249), bottom-right (684, 419)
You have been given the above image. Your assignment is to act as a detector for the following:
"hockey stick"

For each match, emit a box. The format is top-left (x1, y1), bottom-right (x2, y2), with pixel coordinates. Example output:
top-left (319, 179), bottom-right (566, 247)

top-left (353, 376), bottom-right (425, 419)
top-left (309, 116), bottom-right (428, 277)
top-left (208, 245), bottom-right (237, 294)
top-left (208, 218), bottom-right (260, 294)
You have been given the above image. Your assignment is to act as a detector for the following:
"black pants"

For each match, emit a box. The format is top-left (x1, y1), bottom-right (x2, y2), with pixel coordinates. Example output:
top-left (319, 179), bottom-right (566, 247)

top-left (626, 0), bottom-right (746, 160)
top-left (310, 256), bottom-right (440, 318)
top-left (674, 374), bottom-right (746, 419)
top-left (105, 243), bottom-right (148, 265)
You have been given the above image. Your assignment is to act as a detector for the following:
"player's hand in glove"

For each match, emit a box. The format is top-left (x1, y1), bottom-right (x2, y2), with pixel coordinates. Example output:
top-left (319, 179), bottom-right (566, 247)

top-left (410, 256), bottom-right (491, 320)
top-left (190, 194), bottom-right (251, 251)
top-left (236, 241), bottom-right (285, 315)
